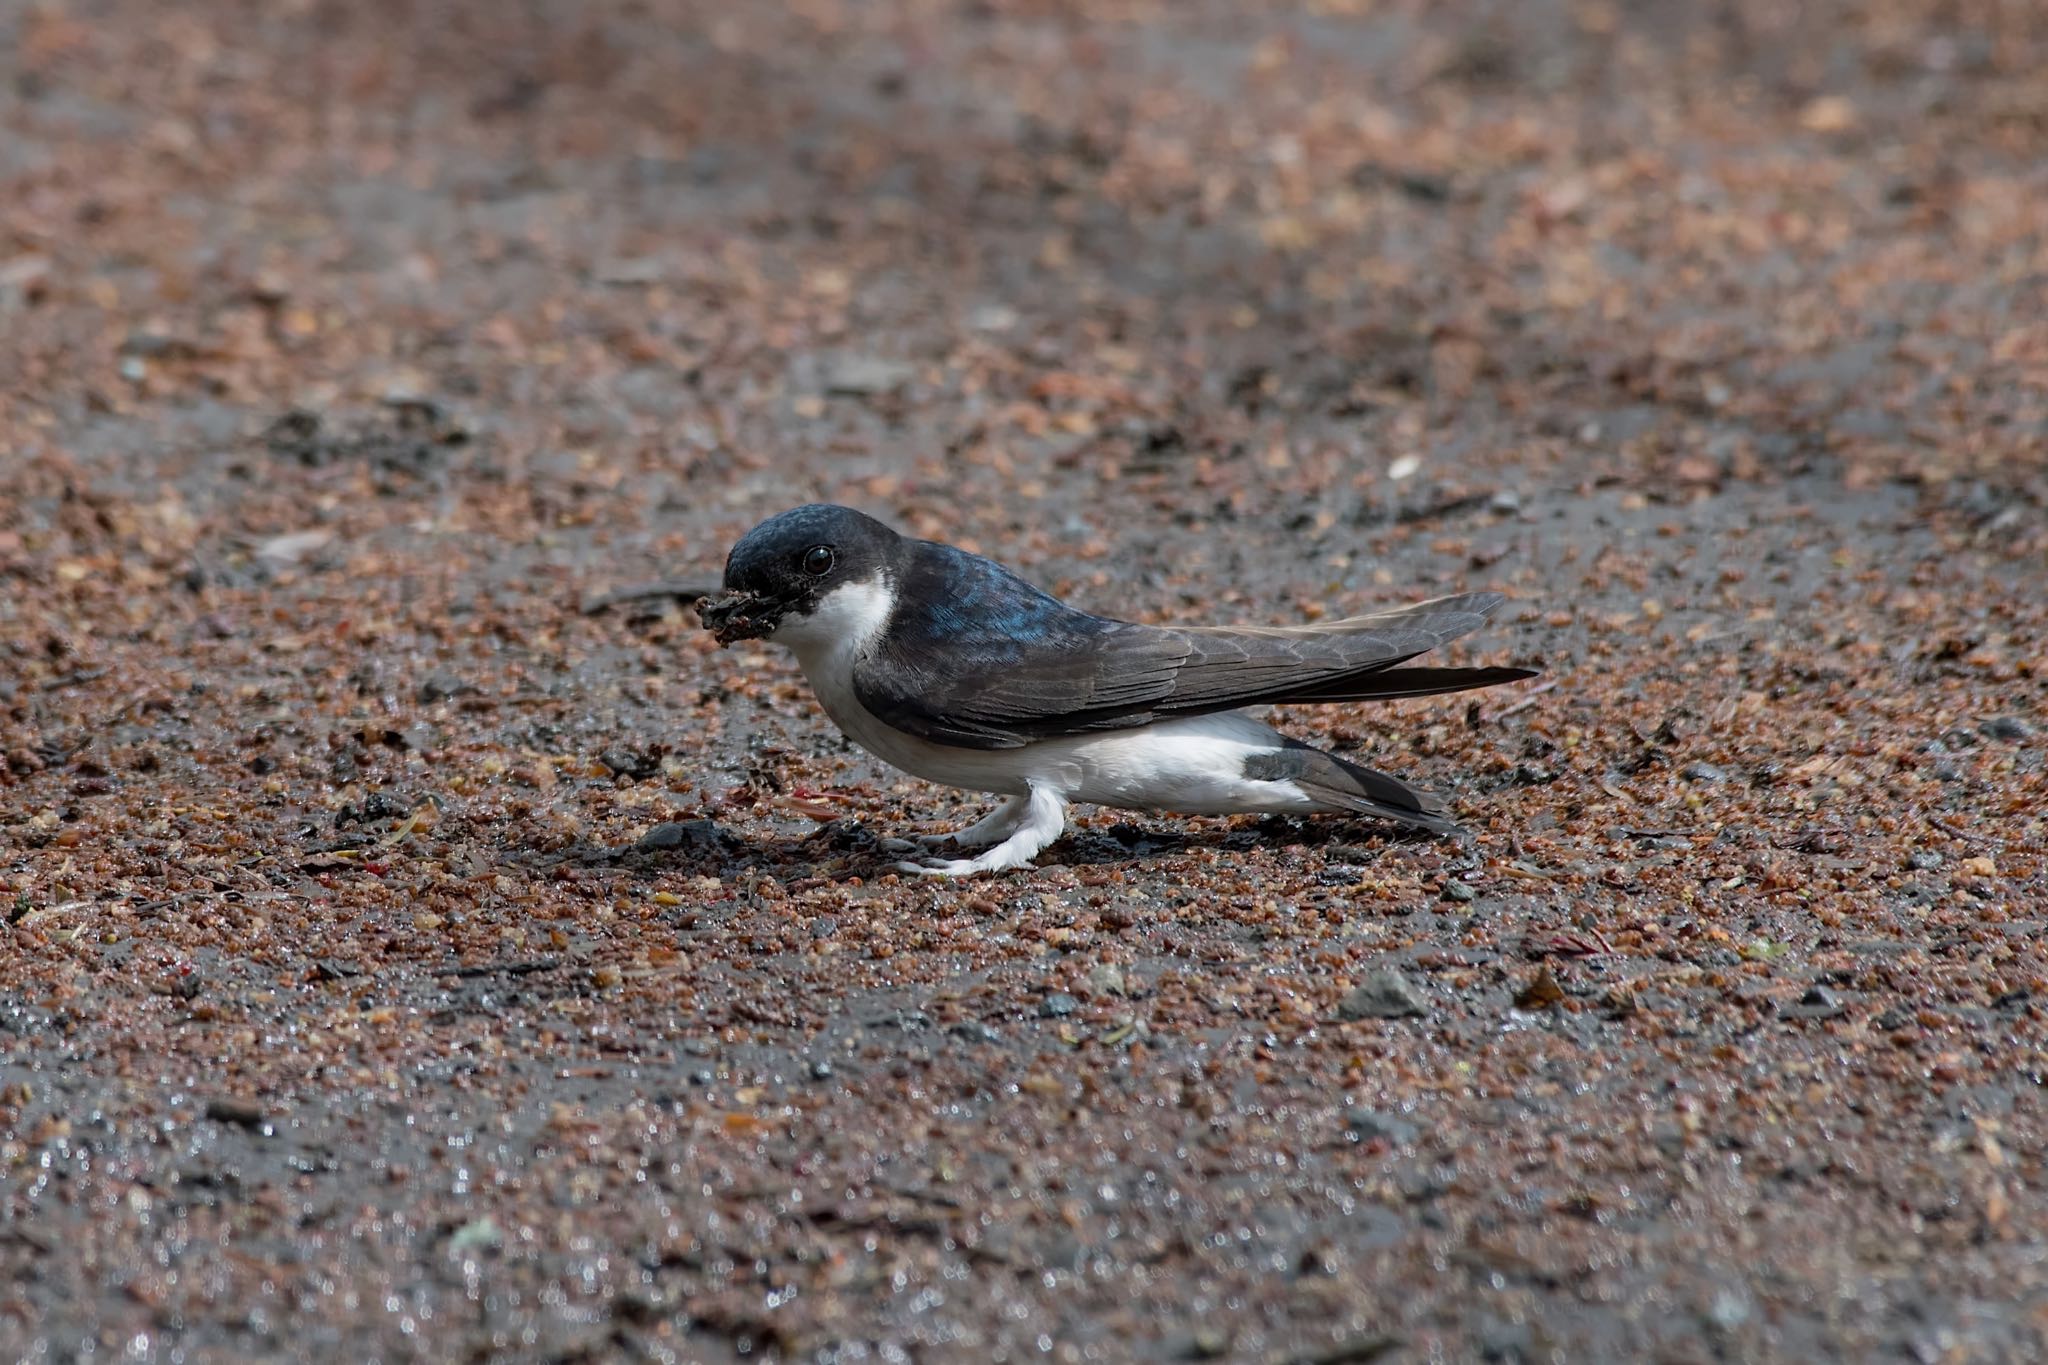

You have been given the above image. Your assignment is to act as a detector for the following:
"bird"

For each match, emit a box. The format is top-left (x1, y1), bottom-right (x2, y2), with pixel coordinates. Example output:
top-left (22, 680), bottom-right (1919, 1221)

top-left (696, 504), bottom-right (1537, 877)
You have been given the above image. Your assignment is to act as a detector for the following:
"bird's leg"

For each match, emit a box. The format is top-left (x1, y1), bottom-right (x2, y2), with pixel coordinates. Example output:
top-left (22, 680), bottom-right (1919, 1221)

top-left (897, 785), bottom-right (1066, 877)
top-left (918, 795), bottom-right (1030, 849)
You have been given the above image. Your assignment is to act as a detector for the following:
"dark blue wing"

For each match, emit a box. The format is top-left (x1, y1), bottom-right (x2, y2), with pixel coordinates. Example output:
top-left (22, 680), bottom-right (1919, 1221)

top-left (852, 541), bottom-right (1531, 750)
top-left (851, 542), bottom-right (1187, 749)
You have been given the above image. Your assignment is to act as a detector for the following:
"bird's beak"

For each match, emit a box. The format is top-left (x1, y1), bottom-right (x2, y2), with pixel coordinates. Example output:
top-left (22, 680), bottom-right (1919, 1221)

top-left (696, 591), bottom-right (778, 645)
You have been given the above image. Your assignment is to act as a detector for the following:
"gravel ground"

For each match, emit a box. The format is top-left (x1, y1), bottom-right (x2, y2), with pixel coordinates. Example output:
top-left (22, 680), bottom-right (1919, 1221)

top-left (3, 1), bottom-right (2046, 1360)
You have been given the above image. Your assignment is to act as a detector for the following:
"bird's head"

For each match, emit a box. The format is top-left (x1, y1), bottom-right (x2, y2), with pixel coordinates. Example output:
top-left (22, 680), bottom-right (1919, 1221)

top-left (696, 504), bottom-right (901, 648)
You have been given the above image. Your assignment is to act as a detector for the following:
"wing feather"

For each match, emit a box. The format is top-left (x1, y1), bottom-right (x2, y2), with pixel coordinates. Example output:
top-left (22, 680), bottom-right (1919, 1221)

top-left (852, 544), bottom-right (1531, 749)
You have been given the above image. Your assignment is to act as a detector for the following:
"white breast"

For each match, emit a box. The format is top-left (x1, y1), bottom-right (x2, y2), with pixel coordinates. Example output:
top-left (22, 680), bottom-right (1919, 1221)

top-left (773, 579), bottom-right (1030, 794)
top-left (772, 579), bottom-right (1315, 816)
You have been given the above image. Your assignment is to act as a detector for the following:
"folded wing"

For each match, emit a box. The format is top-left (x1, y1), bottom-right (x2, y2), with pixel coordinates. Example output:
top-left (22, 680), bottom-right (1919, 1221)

top-left (855, 572), bottom-right (1535, 750)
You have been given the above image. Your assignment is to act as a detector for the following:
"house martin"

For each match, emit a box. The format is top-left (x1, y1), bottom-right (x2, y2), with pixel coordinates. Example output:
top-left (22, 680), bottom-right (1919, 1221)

top-left (698, 504), bottom-right (1537, 877)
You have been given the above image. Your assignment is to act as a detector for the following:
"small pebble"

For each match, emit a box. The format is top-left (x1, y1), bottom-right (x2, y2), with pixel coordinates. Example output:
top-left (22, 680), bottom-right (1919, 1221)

top-left (1337, 967), bottom-right (1429, 1020)
top-left (634, 820), bottom-right (722, 853)
top-left (417, 673), bottom-right (469, 703)
top-left (1344, 1107), bottom-right (1420, 1144)
top-left (1085, 963), bottom-right (1126, 996)
top-left (1980, 715), bottom-right (2032, 743)
top-left (808, 1059), bottom-right (834, 1080)
top-left (823, 354), bottom-right (916, 396)
top-left (1514, 966), bottom-right (1566, 1011)
top-left (204, 1097), bottom-right (270, 1130)
top-left (600, 747), bottom-right (658, 778)
top-left (1441, 881), bottom-right (1477, 903)
top-left (1039, 992), bottom-right (1080, 1019)
top-left (1906, 850), bottom-right (1942, 872)
top-left (447, 1217), bottom-right (504, 1253)
top-left (1784, 985), bottom-right (1846, 1020)
top-left (1681, 762), bottom-right (1731, 784)
top-left (1705, 1288), bottom-right (1753, 1331)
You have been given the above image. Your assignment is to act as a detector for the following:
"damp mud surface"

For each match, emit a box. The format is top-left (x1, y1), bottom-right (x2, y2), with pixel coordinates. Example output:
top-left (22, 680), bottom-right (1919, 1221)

top-left (3, 2), bottom-right (2045, 1360)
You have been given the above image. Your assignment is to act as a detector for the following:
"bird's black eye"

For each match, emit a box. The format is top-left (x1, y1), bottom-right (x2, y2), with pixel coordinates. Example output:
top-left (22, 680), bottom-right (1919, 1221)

top-left (801, 545), bottom-right (835, 576)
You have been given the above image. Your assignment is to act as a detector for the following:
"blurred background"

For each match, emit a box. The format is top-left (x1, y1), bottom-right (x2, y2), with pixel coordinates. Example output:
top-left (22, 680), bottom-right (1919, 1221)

top-left (5, 0), bottom-right (2043, 581)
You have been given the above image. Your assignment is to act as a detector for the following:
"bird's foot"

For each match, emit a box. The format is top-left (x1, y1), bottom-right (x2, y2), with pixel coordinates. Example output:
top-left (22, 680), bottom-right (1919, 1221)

top-left (893, 855), bottom-right (1036, 878)
top-left (891, 787), bottom-right (1065, 879)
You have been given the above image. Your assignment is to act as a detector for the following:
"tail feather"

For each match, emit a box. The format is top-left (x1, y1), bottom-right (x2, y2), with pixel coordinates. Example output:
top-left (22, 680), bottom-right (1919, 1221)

top-left (1285, 664), bottom-right (1538, 704)
top-left (1244, 740), bottom-right (1466, 836)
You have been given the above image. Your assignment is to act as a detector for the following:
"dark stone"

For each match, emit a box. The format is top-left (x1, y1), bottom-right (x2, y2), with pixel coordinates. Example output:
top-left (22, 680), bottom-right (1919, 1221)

top-left (417, 673), bottom-right (472, 704)
top-left (1039, 992), bottom-right (1080, 1019)
top-left (599, 746), bottom-right (662, 780)
top-left (948, 1020), bottom-right (1002, 1044)
top-left (204, 1097), bottom-right (271, 1130)
top-left (634, 820), bottom-right (725, 854)
top-left (1337, 967), bottom-right (1429, 1020)
top-left (1981, 716), bottom-right (2033, 743)
top-left (1784, 986), bottom-right (1846, 1020)
top-left (1344, 1107), bottom-right (1420, 1144)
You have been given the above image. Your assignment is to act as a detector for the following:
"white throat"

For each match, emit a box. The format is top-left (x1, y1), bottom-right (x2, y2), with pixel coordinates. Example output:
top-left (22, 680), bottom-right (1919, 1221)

top-left (769, 575), bottom-right (895, 661)
top-left (771, 577), bottom-right (904, 765)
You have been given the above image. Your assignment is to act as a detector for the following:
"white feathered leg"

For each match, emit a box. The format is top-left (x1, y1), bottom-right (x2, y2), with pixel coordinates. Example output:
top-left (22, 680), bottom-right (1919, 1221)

top-left (897, 785), bottom-right (1066, 877)
top-left (917, 794), bottom-right (1030, 850)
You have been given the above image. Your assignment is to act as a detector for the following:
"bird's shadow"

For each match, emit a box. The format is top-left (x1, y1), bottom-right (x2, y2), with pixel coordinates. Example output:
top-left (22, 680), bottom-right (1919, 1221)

top-left (647, 814), bottom-right (1449, 882)
top-left (1055, 817), bottom-right (1445, 869)
top-left (500, 808), bottom-right (1450, 892)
